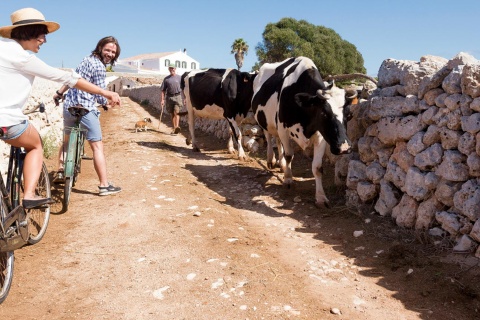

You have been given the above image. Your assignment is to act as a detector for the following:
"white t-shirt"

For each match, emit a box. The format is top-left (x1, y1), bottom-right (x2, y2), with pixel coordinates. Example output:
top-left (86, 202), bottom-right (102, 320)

top-left (0, 38), bottom-right (81, 126)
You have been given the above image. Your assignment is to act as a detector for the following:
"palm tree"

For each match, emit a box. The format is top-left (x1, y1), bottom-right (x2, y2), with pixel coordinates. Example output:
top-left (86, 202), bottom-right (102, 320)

top-left (231, 38), bottom-right (249, 70)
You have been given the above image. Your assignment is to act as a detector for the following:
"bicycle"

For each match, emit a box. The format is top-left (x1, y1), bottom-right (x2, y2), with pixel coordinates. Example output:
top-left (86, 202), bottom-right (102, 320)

top-left (59, 105), bottom-right (108, 210)
top-left (0, 105), bottom-right (52, 303)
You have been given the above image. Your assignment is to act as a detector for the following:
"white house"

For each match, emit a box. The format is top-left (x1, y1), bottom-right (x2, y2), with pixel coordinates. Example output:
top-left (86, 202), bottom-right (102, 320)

top-left (118, 49), bottom-right (200, 75)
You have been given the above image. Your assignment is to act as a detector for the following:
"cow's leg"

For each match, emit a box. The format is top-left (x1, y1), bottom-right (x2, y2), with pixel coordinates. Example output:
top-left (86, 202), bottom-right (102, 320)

top-left (276, 136), bottom-right (284, 172)
top-left (312, 139), bottom-right (329, 208)
top-left (227, 119), bottom-right (247, 160)
top-left (278, 131), bottom-right (294, 188)
top-left (265, 131), bottom-right (275, 169)
top-left (226, 126), bottom-right (236, 154)
top-left (187, 107), bottom-right (199, 152)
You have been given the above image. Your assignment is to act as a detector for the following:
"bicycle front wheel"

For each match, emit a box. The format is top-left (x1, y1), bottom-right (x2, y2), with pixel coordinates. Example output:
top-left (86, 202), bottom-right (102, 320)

top-left (27, 162), bottom-right (51, 244)
top-left (0, 251), bottom-right (14, 304)
top-left (63, 177), bottom-right (73, 210)
top-left (0, 197), bottom-right (14, 304)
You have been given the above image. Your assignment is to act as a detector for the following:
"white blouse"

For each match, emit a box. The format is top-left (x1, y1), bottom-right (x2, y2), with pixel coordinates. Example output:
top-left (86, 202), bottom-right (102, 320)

top-left (0, 38), bottom-right (81, 127)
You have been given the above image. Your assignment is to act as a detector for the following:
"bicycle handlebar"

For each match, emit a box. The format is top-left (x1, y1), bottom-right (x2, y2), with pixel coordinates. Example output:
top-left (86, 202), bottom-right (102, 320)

top-left (22, 102), bottom-right (45, 115)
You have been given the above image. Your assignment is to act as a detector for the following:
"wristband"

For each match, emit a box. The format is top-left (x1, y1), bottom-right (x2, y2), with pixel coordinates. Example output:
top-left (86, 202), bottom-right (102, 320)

top-left (56, 90), bottom-right (63, 96)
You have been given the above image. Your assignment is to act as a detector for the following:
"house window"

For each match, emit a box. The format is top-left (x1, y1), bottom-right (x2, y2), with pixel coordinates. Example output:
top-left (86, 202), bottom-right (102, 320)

top-left (165, 59), bottom-right (170, 66)
top-left (175, 61), bottom-right (180, 68)
top-left (191, 62), bottom-right (196, 69)
top-left (182, 61), bottom-right (187, 68)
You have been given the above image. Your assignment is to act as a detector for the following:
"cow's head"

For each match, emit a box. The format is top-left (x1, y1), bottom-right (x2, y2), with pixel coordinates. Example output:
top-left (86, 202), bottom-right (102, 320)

top-left (294, 83), bottom-right (352, 155)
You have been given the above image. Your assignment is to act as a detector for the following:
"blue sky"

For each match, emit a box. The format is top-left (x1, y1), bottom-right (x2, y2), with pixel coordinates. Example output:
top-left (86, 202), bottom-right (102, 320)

top-left (2, 0), bottom-right (480, 76)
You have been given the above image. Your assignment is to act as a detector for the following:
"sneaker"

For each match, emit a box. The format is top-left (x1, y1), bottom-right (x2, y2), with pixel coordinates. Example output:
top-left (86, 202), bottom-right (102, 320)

top-left (53, 170), bottom-right (65, 184)
top-left (98, 183), bottom-right (122, 196)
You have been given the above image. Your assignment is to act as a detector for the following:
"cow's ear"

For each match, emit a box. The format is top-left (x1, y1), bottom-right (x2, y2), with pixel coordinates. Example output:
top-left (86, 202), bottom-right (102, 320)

top-left (295, 93), bottom-right (313, 107)
top-left (344, 104), bottom-right (353, 122)
top-left (325, 80), bottom-right (334, 90)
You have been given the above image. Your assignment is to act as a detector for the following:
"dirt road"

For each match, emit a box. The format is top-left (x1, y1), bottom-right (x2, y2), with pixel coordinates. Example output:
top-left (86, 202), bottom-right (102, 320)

top-left (1, 97), bottom-right (479, 319)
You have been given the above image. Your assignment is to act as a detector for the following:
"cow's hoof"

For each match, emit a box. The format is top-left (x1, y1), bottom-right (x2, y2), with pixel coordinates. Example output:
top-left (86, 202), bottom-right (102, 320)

top-left (193, 146), bottom-right (201, 152)
top-left (186, 138), bottom-right (192, 145)
top-left (267, 162), bottom-right (274, 170)
top-left (315, 201), bottom-right (330, 209)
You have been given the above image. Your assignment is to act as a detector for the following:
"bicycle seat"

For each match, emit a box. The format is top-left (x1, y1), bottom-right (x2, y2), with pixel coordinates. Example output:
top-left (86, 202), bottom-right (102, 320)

top-left (68, 105), bottom-right (89, 117)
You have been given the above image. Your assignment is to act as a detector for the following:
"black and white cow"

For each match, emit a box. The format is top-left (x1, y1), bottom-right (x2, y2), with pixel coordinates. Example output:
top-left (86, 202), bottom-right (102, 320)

top-left (181, 68), bottom-right (256, 160)
top-left (251, 57), bottom-right (352, 208)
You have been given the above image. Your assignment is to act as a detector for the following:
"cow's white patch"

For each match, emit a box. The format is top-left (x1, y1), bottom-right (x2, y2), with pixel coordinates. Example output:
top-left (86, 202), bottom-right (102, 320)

top-left (326, 85), bottom-right (346, 122)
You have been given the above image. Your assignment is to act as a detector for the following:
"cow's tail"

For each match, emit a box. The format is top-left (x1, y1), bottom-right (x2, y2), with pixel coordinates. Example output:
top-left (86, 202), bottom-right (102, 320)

top-left (180, 71), bottom-right (190, 90)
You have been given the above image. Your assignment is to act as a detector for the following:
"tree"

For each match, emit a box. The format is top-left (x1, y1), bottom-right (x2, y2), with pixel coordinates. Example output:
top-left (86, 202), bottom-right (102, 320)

top-left (231, 38), bottom-right (249, 70)
top-left (255, 18), bottom-right (366, 76)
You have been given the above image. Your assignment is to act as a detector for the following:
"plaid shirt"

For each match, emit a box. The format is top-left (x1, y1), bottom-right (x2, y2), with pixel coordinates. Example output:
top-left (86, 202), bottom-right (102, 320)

top-left (64, 54), bottom-right (107, 111)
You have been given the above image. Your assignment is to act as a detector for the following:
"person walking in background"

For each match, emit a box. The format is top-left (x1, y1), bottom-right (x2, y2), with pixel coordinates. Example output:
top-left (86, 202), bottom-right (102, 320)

top-left (0, 8), bottom-right (121, 209)
top-left (53, 36), bottom-right (122, 196)
top-left (160, 63), bottom-right (185, 134)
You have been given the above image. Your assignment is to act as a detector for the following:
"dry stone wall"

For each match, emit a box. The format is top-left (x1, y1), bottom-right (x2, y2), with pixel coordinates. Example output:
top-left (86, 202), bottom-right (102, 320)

top-left (341, 52), bottom-right (480, 256)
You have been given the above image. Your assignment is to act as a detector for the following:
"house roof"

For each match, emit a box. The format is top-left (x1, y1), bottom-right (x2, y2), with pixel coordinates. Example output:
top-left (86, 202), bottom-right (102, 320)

top-left (121, 52), bottom-right (177, 61)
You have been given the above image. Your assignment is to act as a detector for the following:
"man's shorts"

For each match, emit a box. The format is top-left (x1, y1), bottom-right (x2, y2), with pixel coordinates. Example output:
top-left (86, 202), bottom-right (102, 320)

top-left (63, 108), bottom-right (102, 142)
top-left (0, 120), bottom-right (29, 140)
top-left (166, 95), bottom-right (182, 114)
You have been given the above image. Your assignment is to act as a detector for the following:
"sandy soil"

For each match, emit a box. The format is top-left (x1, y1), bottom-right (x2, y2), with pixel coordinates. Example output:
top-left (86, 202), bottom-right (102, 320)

top-left (1, 97), bottom-right (479, 320)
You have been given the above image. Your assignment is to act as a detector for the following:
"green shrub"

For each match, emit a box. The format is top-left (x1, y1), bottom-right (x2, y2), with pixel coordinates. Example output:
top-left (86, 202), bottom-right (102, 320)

top-left (42, 129), bottom-right (60, 159)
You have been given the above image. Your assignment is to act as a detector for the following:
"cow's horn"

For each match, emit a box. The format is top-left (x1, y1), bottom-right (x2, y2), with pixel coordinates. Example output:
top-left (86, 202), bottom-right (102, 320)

top-left (316, 89), bottom-right (327, 100)
top-left (345, 90), bottom-right (358, 99)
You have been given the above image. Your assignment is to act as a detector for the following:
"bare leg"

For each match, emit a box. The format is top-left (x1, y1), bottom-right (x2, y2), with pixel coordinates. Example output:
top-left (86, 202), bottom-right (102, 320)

top-left (56, 133), bottom-right (69, 171)
top-left (89, 140), bottom-right (109, 187)
top-left (172, 112), bottom-right (180, 130)
top-left (7, 124), bottom-right (43, 200)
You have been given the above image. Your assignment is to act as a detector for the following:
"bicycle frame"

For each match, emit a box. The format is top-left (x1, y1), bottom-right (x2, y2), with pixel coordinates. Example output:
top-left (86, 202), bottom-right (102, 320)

top-left (61, 107), bottom-right (88, 210)
top-left (64, 125), bottom-right (86, 181)
top-left (0, 147), bottom-right (29, 252)
top-left (6, 147), bottom-right (25, 208)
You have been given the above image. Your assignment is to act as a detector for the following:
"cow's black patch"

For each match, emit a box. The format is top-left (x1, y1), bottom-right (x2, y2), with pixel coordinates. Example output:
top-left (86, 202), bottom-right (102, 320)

top-left (256, 110), bottom-right (267, 130)
top-left (186, 69), bottom-right (256, 120)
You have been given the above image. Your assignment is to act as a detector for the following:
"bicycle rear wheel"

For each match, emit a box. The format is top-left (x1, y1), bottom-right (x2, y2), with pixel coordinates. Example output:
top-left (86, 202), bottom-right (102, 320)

top-left (27, 162), bottom-right (51, 244)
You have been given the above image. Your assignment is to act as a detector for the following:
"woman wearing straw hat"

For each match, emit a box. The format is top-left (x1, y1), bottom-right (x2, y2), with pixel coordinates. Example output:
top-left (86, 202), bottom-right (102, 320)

top-left (0, 7), bottom-right (122, 209)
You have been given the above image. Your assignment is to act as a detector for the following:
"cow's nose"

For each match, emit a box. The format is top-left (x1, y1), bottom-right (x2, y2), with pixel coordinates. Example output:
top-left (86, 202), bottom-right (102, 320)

top-left (339, 141), bottom-right (351, 154)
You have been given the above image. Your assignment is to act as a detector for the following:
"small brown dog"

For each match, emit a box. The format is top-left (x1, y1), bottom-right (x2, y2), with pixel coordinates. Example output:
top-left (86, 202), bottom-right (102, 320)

top-left (135, 117), bottom-right (152, 132)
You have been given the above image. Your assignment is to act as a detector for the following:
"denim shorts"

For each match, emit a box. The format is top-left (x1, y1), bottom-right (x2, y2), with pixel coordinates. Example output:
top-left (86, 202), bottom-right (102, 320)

top-left (0, 120), bottom-right (29, 140)
top-left (63, 108), bottom-right (102, 142)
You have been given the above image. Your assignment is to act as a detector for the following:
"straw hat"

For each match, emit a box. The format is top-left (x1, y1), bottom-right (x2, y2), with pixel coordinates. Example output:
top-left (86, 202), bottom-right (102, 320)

top-left (0, 8), bottom-right (60, 38)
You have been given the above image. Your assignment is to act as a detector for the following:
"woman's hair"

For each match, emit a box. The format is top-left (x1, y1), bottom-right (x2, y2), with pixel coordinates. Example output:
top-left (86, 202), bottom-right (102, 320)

top-left (92, 36), bottom-right (121, 66)
top-left (10, 24), bottom-right (49, 41)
